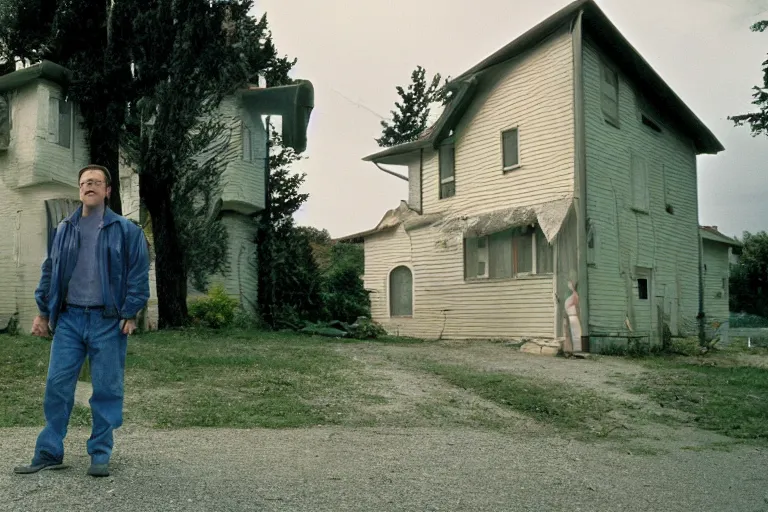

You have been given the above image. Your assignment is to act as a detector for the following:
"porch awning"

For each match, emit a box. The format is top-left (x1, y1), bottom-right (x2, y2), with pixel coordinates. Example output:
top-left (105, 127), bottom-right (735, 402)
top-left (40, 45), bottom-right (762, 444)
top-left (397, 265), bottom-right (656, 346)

top-left (434, 195), bottom-right (573, 243)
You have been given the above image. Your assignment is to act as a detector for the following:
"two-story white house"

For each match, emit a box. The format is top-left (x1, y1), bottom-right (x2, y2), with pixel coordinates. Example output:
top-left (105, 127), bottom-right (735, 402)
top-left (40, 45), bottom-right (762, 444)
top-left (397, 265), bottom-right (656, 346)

top-left (0, 59), bottom-right (313, 332)
top-left (341, 0), bottom-right (724, 354)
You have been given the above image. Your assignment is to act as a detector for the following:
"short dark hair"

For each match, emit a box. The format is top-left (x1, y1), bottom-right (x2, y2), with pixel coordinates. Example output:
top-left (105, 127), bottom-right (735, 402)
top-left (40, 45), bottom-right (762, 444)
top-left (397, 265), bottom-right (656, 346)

top-left (78, 165), bottom-right (112, 186)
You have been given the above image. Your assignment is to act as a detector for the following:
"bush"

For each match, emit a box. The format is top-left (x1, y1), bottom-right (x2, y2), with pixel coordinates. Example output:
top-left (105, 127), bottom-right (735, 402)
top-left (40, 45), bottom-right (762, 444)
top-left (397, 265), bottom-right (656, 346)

top-left (348, 317), bottom-right (387, 340)
top-left (188, 285), bottom-right (239, 328)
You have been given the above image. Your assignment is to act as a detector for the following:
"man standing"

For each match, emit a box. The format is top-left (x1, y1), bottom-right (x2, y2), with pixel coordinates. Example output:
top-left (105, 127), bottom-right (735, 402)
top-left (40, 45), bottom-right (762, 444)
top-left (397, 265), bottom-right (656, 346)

top-left (14, 164), bottom-right (150, 478)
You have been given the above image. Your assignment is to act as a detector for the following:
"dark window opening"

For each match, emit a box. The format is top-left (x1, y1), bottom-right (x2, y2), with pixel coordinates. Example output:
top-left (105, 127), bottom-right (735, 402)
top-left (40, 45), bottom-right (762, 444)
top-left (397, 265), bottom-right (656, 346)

top-left (637, 278), bottom-right (649, 300)
top-left (641, 114), bottom-right (662, 133)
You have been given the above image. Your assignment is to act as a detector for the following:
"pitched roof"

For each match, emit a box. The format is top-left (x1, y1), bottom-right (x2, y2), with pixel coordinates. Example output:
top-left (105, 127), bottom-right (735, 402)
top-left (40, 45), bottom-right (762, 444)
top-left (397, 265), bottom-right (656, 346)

top-left (0, 61), bottom-right (71, 93)
top-left (700, 226), bottom-right (742, 247)
top-left (363, 0), bottom-right (723, 164)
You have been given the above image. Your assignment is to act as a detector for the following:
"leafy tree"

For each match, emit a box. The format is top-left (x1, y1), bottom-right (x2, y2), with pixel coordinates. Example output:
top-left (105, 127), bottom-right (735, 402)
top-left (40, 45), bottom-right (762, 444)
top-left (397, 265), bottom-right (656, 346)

top-left (320, 242), bottom-right (369, 323)
top-left (730, 231), bottom-right (768, 318)
top-left (0, 0), bottom-right (134, 214)
top-left (376, 65), bottom-right (448, 147)
top-left (123, 0), bottom-right (291, 328)
top-left (729, 20), bottom-right (768, 136)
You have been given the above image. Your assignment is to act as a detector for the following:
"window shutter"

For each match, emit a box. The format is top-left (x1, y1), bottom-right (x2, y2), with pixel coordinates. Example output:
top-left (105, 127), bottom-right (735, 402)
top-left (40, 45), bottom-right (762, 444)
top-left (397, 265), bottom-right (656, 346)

top-left (502, 129), bottom-right (519, 168)
top-left (489, 230), bottom-right (512, 278)
top-left (631, 153), bottom-right (649, 211)
top-left (48, 97), bottom-right (59, 143)
top-left (58, 100), bottom-right (72, 149)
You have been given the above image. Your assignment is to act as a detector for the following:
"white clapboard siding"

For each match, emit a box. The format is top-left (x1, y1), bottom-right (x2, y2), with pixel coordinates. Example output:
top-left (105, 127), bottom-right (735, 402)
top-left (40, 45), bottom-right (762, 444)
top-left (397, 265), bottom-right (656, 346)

top-left (365, 225), bottom-right (554, 340)
top-left (421, 28), bottom-right (574, 218)
top-left (583, 38), bottom-right (700, 339)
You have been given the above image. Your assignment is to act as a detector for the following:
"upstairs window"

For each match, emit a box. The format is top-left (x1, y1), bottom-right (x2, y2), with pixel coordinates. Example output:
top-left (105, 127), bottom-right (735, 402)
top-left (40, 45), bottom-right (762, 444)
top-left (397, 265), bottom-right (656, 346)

top-left (630, 153), bottom-right (649, 213)
top-left (439, 142), bottom-right (455, 199)
top-left (502, 128), bottom-right (520, 171)
top-left (601, 62), bottom-right (619, 127)
top-left (48, 97), bottom-right (72, 149)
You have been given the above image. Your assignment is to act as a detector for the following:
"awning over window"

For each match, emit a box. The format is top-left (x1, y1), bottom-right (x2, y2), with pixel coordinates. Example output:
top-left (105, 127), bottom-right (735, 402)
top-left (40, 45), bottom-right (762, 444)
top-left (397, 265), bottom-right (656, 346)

top-left (434, 195), bottom-right (573, 243)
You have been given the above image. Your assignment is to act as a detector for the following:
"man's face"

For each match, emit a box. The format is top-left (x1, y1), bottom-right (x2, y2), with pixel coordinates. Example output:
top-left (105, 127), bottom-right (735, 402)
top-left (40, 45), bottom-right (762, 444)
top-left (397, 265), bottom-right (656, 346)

top-left (78, 169), bottom-right (110, 208)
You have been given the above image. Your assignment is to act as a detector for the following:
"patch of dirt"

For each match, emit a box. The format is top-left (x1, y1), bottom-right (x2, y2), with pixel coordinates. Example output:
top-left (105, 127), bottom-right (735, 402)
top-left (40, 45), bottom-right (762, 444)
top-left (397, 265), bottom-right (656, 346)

top-left (333, 347), bottom-right (539, 432)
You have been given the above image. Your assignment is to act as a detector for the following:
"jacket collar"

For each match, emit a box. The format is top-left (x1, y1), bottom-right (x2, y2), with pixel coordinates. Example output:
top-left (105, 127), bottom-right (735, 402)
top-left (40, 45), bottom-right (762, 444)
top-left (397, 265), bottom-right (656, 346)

top-left (64, 204), bottom-right (121, 227)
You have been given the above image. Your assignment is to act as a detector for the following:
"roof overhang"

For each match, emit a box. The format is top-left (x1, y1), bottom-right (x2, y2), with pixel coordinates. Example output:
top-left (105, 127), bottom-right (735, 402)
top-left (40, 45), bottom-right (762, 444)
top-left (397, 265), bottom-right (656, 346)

top-left (700, 227), bottom-right (742, 248)
top-left (239, 80), bottom-right (314, 153)
top-left (362, 77), bottom-right (479, 164)
top-left (0, 61), bottom-right (71, 94)
top-left (363, 0), bottom-right (723, 163)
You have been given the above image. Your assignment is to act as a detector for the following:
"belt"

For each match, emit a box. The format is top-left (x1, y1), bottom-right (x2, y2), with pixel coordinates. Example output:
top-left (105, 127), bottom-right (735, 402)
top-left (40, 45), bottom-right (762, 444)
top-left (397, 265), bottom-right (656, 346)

top-left (65, 303), bottom-right (105, 310)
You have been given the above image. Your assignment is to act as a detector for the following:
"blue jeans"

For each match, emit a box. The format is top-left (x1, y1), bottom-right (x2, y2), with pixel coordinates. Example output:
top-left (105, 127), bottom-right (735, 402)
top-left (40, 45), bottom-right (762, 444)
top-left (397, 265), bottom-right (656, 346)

top-left (33, 307), bottom-right (128, 466)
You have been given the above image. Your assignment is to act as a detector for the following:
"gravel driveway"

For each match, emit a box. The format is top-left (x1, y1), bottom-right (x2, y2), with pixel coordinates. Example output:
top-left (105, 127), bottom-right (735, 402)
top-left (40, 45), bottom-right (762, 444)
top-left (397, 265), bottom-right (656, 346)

top-left (2, 425), bottom-right (767, 512)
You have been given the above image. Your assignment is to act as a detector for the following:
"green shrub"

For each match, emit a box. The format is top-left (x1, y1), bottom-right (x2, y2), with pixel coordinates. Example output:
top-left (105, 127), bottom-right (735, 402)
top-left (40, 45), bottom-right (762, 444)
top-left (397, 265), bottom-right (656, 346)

top-left (188, 285), bottom-right (239, 328)
top-left (348, 318), bottom-right (387, 340)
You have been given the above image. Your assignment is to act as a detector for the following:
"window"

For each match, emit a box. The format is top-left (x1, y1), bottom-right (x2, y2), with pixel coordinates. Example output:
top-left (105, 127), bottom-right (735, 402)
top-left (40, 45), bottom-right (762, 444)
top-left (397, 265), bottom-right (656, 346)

top-left (502, 128), bottom-right (519, 170)
top-left (464, 226), bottom-right (552, 280)
top-left (536, 226), bottom-right (554, 274)
top-left (637, 278), bottom-right (649, 300)
top-left (242, 123), bottom-right (253, 162)
top-left (48, 97), bottom-right (72, 149)
top-left (630, 153), bottom-right (648, 212)
top-left (641, 114), bottom-right (661, 133)
top-left (389, 266), bottom-right (413, 317)
top-left (439, 143), bottom-right (455, 199)
top-left (601, 62), bottom-right (619, 126)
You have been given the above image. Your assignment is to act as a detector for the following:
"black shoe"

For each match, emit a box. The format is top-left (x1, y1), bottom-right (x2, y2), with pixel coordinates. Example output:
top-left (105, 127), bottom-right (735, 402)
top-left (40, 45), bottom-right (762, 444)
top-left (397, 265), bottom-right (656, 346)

top-left (13, 462), bottom-right (69, 474)
top-left (87, 463), bottom-right (110, 477)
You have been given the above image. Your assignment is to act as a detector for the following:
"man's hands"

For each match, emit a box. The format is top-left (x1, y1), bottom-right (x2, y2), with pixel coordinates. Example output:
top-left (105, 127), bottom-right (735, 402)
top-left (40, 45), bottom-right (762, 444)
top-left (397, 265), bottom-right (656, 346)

top-left (121, 319), bottom-right (137, 335)
top-left (31, 315), bottom-right (49, 338)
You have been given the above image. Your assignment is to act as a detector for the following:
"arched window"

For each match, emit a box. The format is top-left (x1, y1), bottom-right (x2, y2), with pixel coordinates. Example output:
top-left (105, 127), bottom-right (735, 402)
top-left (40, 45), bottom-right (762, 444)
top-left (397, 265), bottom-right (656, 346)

top-left (389, 266), bottom-right (413, 317)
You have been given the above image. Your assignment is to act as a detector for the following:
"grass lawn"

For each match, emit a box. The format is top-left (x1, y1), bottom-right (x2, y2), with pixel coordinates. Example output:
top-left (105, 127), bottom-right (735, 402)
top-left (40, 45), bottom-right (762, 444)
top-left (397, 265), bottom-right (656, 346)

top-left (0, 329), bottom-right (418, 429)
top-left (1, 330), bottom-right (766, 443)
top-left (624, 341), bottom-right (768, 441)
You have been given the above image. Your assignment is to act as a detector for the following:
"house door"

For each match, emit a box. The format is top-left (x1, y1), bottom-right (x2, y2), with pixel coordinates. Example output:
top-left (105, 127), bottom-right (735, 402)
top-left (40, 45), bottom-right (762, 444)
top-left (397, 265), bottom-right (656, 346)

top-left (632, 267), bottom-right (653, 342)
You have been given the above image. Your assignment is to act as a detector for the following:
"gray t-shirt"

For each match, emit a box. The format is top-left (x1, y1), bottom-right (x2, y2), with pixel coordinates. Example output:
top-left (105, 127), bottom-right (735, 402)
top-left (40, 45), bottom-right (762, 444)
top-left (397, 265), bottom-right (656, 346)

top-left (66, 210), bottom-right (104, 306)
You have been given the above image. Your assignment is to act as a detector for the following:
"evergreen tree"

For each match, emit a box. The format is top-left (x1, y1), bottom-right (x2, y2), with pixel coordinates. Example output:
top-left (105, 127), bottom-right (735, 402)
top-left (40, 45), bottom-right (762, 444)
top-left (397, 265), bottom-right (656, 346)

top-left (729, 20), bottom-right (768, 136)
top-left (123, 0), bottom-right (292, 328)
top-left (258, 126), bottom-right (322, 327)
top-left (376, 65), bottom-right (448, 147)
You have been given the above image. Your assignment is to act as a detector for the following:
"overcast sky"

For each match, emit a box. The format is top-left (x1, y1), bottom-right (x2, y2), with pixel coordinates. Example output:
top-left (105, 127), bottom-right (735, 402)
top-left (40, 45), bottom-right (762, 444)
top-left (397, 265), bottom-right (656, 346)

top-left (258, 0), bottom-right (768, 240)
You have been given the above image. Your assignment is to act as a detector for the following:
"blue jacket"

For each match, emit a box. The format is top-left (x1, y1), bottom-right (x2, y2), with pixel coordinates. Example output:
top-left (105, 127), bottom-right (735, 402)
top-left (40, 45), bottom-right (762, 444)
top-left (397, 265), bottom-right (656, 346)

top-left (35, 205), bottom-right (151, 332)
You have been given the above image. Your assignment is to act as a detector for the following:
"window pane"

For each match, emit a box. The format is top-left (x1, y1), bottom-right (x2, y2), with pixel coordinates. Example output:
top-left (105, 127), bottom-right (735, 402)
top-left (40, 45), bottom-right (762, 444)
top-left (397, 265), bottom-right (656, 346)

top-left (602, 95), bottom-right (618, 122)
top-left (489, 231), bottom-right (512, 278)
top-left (390, 266), bottom-right (413, 316)
top-left (536, 227), bottom-right (553, 274)
top-left (242, 124), bottom-right (252, 161)
top-left (58, 100), bottom-right (71, 148)
top-left (464, 237), bottom-right (478, 279)
top-left (502, 129), bottom-right (519, 168)
top-left (439, 144), bottom-right (455, 180)
top-left (515, 234), bottom-right (533, 274)
top-left (440, 180), bottom-right (455, 199)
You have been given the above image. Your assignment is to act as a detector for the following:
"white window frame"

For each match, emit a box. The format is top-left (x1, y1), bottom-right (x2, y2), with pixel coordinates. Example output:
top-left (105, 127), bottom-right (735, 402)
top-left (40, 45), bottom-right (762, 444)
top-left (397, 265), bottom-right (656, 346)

top-left (48, 95), bottom-right (73, 149)
top-left (600, 60), bottom-right (620, 127)
top-left (387, 264), bottom-right (415, 318)
top-left (464, 227), bottom-right (552, 281)
top-left (501, 127), bottom-right (521, 172)
top-left (438, 141), bottom-right (455, 199)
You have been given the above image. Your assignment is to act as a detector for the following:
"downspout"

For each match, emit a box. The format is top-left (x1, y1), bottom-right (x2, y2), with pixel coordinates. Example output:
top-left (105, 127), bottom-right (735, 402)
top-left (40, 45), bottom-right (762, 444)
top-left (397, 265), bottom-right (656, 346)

top-left (419, 148), bottom-right (424, 214)
top-left (698, 229), bottom-right (706, 346)
top-left (572, 10), bottom-right (590, 351)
